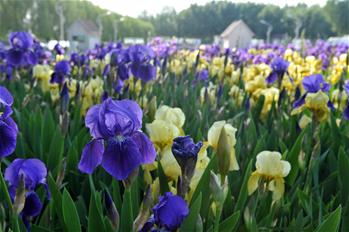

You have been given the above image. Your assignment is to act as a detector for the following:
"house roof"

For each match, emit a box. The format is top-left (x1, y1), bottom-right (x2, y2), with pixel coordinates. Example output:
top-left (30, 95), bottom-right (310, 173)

top-left (69, 20), bottom-right (100, 37)
top-left (220, 20), bottom-right (254, 38)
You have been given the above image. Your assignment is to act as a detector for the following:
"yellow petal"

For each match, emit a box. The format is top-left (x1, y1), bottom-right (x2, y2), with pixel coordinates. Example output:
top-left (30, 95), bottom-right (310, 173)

top-left (268, 177), bottom-right (285, 201)
top-left (207, 120), bottom-right (226, 149)
top-left (305, 91), bottom-right (329, 110)
top-left (229, 149), bottom-right (239, 171)
top-left (160, 146), bottom-right (181, 181)
top-left (255, 151), bottom-right (291, 177)
top-left (155, 105), bottom-right (185, 128)
top-left (146, 120), bottom-right (180, 147)
top-left (299, 115), bottom-right (312, 129)
top-left (247, 171), bottom-right (260, 195)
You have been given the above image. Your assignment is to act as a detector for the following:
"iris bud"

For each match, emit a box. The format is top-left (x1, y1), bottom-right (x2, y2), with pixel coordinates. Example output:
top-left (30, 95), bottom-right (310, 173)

top-left (104, 191), bottom-right (119, 230)
top-left (13, 174), bottom-right (26, 215)
top-left (172, 136), bottom-right (202, 197)
top-left (217, 127), bottom-right (231, 180)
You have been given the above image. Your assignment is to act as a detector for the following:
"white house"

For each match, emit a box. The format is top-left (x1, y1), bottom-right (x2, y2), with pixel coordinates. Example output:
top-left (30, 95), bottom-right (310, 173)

top-left (220, 20), bottom-right (254, 49)
top-left (67, 20), bottom-right (101, 51)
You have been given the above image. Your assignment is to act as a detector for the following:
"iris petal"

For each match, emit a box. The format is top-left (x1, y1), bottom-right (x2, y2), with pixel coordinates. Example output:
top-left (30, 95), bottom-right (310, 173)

top-left (0, 117), bottom-right (18, 157)
top-left (0, 86), bottom-right (14, 106)
top-left (131, 131), bottom-right (156, 164)
top-left (101, 137), bottom-right (142, 180)
top-left (22, 192), bottom-right (43, 217)
top-left (78, 139), bottom-right (104, 174)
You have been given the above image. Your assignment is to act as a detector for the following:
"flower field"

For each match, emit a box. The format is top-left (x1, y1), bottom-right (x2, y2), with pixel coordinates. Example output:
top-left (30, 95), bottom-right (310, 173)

top-left (0, 32), bottom-right (348, 231)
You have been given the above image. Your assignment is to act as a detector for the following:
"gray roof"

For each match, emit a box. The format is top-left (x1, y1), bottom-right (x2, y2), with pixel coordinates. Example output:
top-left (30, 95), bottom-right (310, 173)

top-left (220, 20), bottom-right (254, 38)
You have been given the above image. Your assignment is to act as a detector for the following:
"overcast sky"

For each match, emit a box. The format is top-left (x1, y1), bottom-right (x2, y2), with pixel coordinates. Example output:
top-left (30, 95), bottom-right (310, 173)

top-left (87, 0), bottom-right (327, 17)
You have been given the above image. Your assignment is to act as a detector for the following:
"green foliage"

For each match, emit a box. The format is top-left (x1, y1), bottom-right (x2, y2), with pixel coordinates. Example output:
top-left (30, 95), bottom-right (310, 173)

top-left (142, 1), bottom-right (340, 41)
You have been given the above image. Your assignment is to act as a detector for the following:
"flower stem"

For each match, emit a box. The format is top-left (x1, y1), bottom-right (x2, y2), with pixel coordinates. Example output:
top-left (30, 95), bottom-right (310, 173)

top-left (0, 163), bottom-right (20, 232)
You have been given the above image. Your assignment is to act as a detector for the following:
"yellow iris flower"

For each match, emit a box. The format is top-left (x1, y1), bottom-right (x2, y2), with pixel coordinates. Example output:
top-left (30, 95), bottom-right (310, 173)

top-left (248, 151), bottom-right (291, 201)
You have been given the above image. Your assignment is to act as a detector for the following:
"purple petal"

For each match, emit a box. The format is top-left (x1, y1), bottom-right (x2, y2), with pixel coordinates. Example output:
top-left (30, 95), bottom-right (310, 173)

top-left (344, 81), bottom-right (349, 96)
top-left (265, 72), bottom-right (278, 84)
top-left (302, 74), bottom-right (329, 93)
top-left (138, 63), bottom-right (156, 82)
top-left (9, 32), bottom-right (33, 50)
top-left (153, 192), bottom-right (189, 230)
top-left (6, 49), bottom-right (24, 66)
top-left (101, 137), bottom-right (142, 180)
top-left (293, 94), bottom-right (306, 109)
top-left (343, 103), bottom-right (349, 120)
top-left (0, 86), bottom-right (14, 106)
top-left (131, 131), bottom-right (156, 164)
top-left (20, 159), bottom-right (47, 190)
top-left (5, 158), bottom-right (47, 190)
top-left (85, 104), bottom-right (103, 139)
top-left (114, 99), bottom-right (143, 129)
top-left (4, 159), bottom-right (26, 187)
top-left (22, 192), bottom-right (43, 217)
top-left (0, 117), bottom-right (18, 157)
top-left (327, 101), bottom-right (335, 111)
top-left (78, 139), bottom-right (104, 174)
top-left (24, 50), bottom-right (37, 66)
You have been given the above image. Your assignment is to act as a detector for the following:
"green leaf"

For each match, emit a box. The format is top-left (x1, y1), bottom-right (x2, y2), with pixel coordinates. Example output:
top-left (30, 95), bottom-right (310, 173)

top-left (120, 189), bottom-right (133, 232)
top-left (157, 161), bottom-right (170, 195)
top-left (88, 192), bottom-right (106, 232)
top-left (181, 193), bottom-right (202, 231)
top-left (47, 174), bottom-right (65, 229)
top-left (48, 127), bottom-right (64, 172)
top-left (31, 225), bottom-right (52, 232)
top-left (219, 211), bottom-right (240, 232)
top-left (62, 189), bottom-right (81, 232)
top-left (338, 147), bottom-right (349, 205)
top-left (286, 127), bottom-right (307, 184)
top-left (315, 206), bottom-right (342, 232)
top-left (234, 160), bottom-right (252, 212)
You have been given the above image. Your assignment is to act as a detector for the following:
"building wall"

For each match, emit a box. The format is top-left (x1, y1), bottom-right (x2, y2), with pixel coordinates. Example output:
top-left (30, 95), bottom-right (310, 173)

top-left (88, 37), bottom-right (100, 50)
top-left (67, 22), bottom-right (100, 51)
top-left (222, 24), bottom-right (253, 48)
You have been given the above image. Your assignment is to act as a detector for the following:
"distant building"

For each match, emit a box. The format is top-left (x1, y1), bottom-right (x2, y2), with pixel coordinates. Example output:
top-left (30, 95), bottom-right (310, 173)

top-left (219, 20), bottom-right (254, 48)
top-left (67, 20), bottom-right (100, 51)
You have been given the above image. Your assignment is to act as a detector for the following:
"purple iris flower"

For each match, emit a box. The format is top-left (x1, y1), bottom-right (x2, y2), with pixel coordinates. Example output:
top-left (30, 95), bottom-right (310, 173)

top-left (266, 57), bottom-right (289, 84)
top-left (110, 48), bottom-right (130, 81)
top-left (196, 69), bottom-right (209, 83)
top-left (33, 41), bottom-right (51, 64)
top-left (102, 64), bottom-right (111, 78)
top-left (0, 86), bottom-right (18, 157)
top-left (172, 136), bottom-right (202, 160)
top-left (141, 192), bottom-right (189, 231)
top-left (128, 45), bottom-right (157, 82)
top-left (6, 31), bottom-right (37, 67)
top-left (172, 136), bottom-right (202, 196)
top-left (54, 43), bottom-right (64, 55)
top-left (5, 158), bottom-right (49, 228)
top-left (78, 98), bottom-right (156, 180)
top-left (293, 74), bottom-right (331, 108)
top-left (51, 60), bottom-right (71, 84)
top-left (343, 81), bottom-right (349, 120)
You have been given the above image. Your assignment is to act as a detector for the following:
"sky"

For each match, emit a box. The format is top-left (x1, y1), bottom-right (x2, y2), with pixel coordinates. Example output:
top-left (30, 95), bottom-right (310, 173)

top-left (87, 0), bottom-right (327, 17)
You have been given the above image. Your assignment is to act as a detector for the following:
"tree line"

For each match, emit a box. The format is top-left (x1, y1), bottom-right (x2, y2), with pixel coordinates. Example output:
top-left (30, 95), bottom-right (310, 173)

top-left (0, 0), bottom-right (348, 43)
top-left (142, 0), bottom-right (349, 42)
